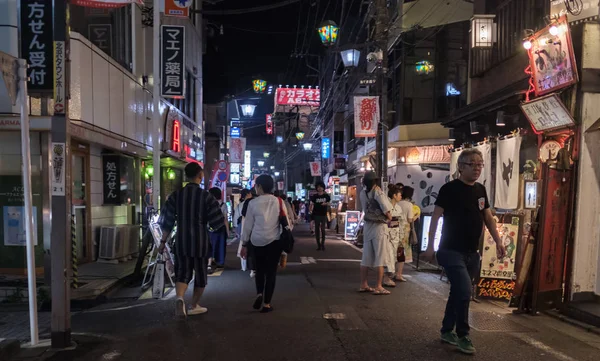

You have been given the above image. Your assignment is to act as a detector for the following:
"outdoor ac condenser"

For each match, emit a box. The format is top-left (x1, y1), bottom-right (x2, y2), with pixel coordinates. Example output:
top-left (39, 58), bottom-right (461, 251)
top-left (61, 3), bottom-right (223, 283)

top-left (98, 226), bottom-right (122, 260)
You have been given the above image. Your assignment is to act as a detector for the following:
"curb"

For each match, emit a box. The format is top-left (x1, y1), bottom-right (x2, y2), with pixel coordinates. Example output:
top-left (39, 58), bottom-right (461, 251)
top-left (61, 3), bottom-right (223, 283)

top-left (544, 309), bottom-right (600, 336)
top-left (0, 339), bottom-right (20, 360)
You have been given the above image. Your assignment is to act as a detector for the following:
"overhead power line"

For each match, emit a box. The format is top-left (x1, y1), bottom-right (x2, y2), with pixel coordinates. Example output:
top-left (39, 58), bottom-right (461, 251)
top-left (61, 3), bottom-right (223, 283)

top-left (202, 0), bottom-right (302, 15)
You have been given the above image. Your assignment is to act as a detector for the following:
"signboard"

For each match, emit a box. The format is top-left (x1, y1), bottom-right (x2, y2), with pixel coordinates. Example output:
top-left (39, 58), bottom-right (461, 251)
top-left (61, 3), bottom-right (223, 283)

top-left (344, 211), bottom-right (362, 240)
top-left (230, 127), bottom-right (241, 138)
top-left (102, 155), bottom-right (121, 205)
top-left (88, 24), bottom-right (113, 56)
top-left (160, 25), bottom-right (186, 98)
top-left (230, 137), bottom-right (246, 163)
top-left (334, 157), bottom-right (346, 170)
top-left (21, 0), bottom-right (53, 93)
top-left (171, 120), bottom-right (181, 153)
top-left (3, 206), bottom-right (38, 246)
top-left (244, 151), bottom-right (251, 178)
top-left (476, 278), bottom-right (515, 301)
top-left (295, 183), bottom-right (303, 198)
top-left (310, 162), bottom-right (321, 177)
top-left (420, 215), bottom-right (443, 252)
top-left (520, 94), bottom-right (575, 133)
top-left (321, 137), bottom-right (331, 159)
top-left (266, 114), bottom-right (274, 135)
top-left (402, 145), bottom-right (451, 164)
top-left (51, 143), bottom-right (66, 196)
top-left (277, 181), bottom-right (284, 191)
top-left (230, 163), bottom-right (241, 173)
top-left (387, 148), bottom-right (397, 167)
top-left (275, 87), bottom-right (320, 106)
top-left (550, 0), bottom-right (599, 24)
top-left (354, 96), bottom-right (379, 137)
top-left (0, 52), bottom-right (18, 106)
top-left (53, 41), bottom-right (66, 114)
top-left (72, 1), bottom-right (143, 8)
top-left (525, 181), bottom-right (538, 209)
top-left (527, 16), bottom-right (578, 96)
top-left (165, 0), bottom-right (192, 17)
top-left (230, 173), bottom-right (240, 184)
top-left (480, 219), bottom-right (520, 280)
top-left (209, 160), bottom-right (230, 201)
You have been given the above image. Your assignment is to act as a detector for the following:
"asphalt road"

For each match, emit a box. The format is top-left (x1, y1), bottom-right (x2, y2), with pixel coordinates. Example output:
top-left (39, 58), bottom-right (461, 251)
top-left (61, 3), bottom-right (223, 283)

top-left (16, 224), bottom-right (600, 361)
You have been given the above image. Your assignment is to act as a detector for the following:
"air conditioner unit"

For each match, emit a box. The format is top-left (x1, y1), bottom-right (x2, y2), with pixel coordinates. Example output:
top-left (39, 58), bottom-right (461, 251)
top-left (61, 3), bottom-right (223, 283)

top-left (121, 225), bottom-right (140, 257)
top-left (98, 226), bottom-right (123, 260)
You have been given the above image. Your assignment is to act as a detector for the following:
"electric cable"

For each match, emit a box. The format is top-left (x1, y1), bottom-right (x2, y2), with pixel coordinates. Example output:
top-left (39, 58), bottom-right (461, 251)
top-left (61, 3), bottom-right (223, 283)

top-left (202, 0), bottom-right (303, 15)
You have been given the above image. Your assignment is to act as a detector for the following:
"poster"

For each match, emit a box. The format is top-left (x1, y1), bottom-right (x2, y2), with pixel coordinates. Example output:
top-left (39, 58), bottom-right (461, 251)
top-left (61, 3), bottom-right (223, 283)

top-left (495, 136), bottom-right (522, 209)
top-left (344, 211), bottom-right (361, 240)
top-left (310, 162), bottom-right (321, 177)
top-left (51, 143), bottom-right (66, 196)
top-left (230, 137), bottom-right (246, 163)
top-left (480, 219), bottom-right (519, 280)
top-left (354, 96), bottom-right (379, 137)
top-left (449, 149), bottom-right (462, 180)
top-left (474, 142), bottom-right (492, 197)
top-left (3, 206), bottom-right (38, 246)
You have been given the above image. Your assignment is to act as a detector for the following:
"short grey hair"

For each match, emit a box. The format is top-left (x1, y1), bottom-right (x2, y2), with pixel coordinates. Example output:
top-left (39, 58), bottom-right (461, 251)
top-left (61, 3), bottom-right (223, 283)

top-left (457, 148), bottom-right (483, 171)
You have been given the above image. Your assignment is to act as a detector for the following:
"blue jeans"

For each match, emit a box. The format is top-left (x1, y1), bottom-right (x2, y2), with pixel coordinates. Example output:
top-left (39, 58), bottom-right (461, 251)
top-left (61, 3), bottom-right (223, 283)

top-left (209, 230), bottom-right (227, 266)
top-left (436, 249), bottom-right (480, 338)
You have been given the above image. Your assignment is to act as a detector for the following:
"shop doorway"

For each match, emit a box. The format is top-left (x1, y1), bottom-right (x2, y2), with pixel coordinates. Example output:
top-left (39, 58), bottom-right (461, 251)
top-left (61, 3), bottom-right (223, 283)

top-left (72, 147), bottom-right (92, 264)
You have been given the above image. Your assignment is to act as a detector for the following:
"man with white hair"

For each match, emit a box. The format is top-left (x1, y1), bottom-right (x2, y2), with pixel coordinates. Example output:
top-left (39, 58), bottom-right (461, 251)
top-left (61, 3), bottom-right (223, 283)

top-left (429, 148), bottom-right (505, 354)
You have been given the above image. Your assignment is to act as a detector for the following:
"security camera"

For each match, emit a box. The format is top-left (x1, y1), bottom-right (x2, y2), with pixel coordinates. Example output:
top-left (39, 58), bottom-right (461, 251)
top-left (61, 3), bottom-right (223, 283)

top-left (366, 52), bottom-right (378, 63)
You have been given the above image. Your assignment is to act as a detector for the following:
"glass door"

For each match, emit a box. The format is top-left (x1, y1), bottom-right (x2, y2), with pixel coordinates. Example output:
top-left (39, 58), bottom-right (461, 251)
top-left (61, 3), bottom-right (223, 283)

top-left (72, 152), bottom-right (91, 263)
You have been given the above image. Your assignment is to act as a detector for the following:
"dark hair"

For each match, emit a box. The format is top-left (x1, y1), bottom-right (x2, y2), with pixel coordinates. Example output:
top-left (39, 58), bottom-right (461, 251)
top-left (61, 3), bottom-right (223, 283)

top-left (315, 181), bottom-right (326, 190)
top-left (395, 183), bottom-right (404, 189)
top-left (184, 162), bottom-right (203, 180)
top-left (279, 193), bottom-right (287, 201)
top-left (240, 189), bottom-right (250, 199)
top-left (255, 174), bottom-right (274, 194)
top-left (287, 197), bottom-right (293, 203)
top-left (388, 184), bottom-right (402, 199)
top-left (209, 187), bottom-right (222, 200)
top-left (402, 186), bottom-right (414, 200)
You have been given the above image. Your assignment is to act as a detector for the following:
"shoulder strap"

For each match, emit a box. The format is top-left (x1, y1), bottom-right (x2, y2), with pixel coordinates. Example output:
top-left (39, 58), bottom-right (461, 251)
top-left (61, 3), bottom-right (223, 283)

top-left (277, 197), bottom-right (285, 217)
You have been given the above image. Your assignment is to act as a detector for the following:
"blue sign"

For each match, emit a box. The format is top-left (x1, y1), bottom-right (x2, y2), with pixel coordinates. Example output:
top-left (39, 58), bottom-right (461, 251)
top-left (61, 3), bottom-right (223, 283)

top-left (231, 127), bottom-right (241, 138)
top-left (321, 137), bottom-right (331, 159)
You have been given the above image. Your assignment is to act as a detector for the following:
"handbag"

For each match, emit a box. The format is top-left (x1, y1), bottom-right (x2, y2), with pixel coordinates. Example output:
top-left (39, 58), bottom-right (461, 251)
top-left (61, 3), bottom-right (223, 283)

top-left (277, 198), bottom-right (295, 254)
top-left (409, 222), bottom-right (418, 246)
top-left (363, 190), bottom-right (388, 223)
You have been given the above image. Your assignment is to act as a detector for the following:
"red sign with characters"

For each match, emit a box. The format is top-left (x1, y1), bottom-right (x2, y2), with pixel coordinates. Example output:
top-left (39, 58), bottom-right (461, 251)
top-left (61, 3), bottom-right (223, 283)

top-left (266, 114), bottom-right (273, 135)
top-left (276, 87), bottom-right (320, 106)
top-left (172, 120), bottom-right (181, 153)
top-left (353, 96), bottom-right (379, 138)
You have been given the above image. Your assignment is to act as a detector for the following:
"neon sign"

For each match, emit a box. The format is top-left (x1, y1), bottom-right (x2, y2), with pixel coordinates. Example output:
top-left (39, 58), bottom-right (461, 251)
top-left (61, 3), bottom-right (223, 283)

top-left (172, 120), bottom-right (181, 153)
top-left (266, 114), bottom-right (273, 135)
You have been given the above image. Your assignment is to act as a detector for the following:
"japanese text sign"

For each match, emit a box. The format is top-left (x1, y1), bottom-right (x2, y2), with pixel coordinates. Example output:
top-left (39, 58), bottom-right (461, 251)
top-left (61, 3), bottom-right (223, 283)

top-left (310, 162), bottom-right (321, 177)
top-left (53, 41), bottom-right (66, 114)
top-left (321, 137), bottom-right (331, 159)
top-left (354, 96), bottom-right (379, 137)
top-left (161, 25), bottom-right (186, 98)
top-left (20, 0), bottom-right (53, 92)
top-left (88, 24), bottom-right (113, 56)
top-left (103, 155), bottom-right (121, 205)
top-left (276, 88), bottom-right (320, 106)
top-left (266, 114), bottom-right (273, 135)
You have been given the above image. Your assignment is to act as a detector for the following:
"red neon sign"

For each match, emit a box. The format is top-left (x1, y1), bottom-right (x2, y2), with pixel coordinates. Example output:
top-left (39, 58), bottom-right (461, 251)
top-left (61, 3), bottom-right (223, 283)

top-left (266, 114), bottom-right (273, 135)
top-left (172, 120), bottom-right (181, 153)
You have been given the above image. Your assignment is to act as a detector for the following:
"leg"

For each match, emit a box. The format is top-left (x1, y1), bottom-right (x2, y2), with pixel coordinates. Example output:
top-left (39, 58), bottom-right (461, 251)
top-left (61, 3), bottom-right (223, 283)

top-left (376, 266), bottom-right (384, 289)
top-left (319, 217), bottom-right (327, 249)
top-left (371, 230), bottom-right (388, 291)
top-left (191, 257), bottom-right (208, 306)
top-left (437, 250), bottom-right (473, 338)
top-left (360, 238), bottom-right (374, 290)
top-left (174, 256), bottom-right (194, 317)
top-left (253, 243), bottom-right (268, 296)
top-left (263, 241), bottom-right (283, 306)
top-left (314, 217), bottom-right (322, 249)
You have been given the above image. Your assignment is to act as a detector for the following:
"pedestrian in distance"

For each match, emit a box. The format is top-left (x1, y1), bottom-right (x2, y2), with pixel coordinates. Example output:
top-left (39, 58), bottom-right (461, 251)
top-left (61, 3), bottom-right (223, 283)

top-left (240, 175), bottom-right (290, 313)
top-left (158, 163), bottom-right (226, 317)
top-left (310, 181), bottom-right (331, 251)
top-left (429, 148), bottom-right (506, 354)
top-left (208, 187), bottom-right (230, 271)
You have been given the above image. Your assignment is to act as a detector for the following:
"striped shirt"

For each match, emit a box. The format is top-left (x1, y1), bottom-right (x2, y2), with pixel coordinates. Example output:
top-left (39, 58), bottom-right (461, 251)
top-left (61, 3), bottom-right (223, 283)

top-left (159, 183), bottom-right (224, 258)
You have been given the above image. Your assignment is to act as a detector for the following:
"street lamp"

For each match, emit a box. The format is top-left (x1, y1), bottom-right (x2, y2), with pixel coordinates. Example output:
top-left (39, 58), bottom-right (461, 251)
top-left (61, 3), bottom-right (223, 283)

top-left (303, 143), bottom-right (313, 151)
top-left (270, 165), bottom-right (275, 170)
top-left (274, 171), bottom-right (281, 177)
top-left (296, 131), bottom-right (305, 140)
top-left (263, 152), bottom-right (270, 158)
top-left (317, 20), bottom-right (339, 47)
top-left (241, 104), bottom-right (256, 117)
top-left (340, 49), bottom-right (360, 67)
top-left (257, 160), bottom-right (265, 167)
top-left (252, 78), bottom-right (267, 94)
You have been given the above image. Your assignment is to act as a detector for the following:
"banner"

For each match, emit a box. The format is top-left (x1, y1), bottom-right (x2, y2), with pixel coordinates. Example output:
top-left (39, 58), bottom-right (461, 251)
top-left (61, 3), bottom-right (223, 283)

top-left (449, 149), bottom-right (462, 180)
top-left (209, 160), bottom-right (229, 201)
top-left (230, 137), bottom-right (246, 163)
top-left (354, 96), bottom-right (379, 137)
top-left (474, 143), bottom-right (492, 197)
top-left (160, 25), bottom-right (185, 98)
top-left (404, 145), bottom-right (451, 164)
top-left (495, 136), bottom-right (521, 209)
top-left (310, 162), bottom-right (321, 177)
top-left (266, 114), bottom-right (273, 135)
top-left (72, 0), bottom-right (143, 8)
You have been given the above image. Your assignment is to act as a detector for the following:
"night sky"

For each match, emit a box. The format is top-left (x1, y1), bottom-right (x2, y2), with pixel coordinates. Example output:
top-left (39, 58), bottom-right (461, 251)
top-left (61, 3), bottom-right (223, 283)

top-left (203, 0), bottom-right (358, 104)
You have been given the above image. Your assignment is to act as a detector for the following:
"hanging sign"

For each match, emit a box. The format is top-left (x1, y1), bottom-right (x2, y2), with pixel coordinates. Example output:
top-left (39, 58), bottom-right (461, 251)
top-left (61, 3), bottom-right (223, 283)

top-left (309, 162), bottom-right (321, 177)
top-left (275, 88), bottom-right (320, 106)
top-left (102, 155), bottom-right (121, 205)
top-left (53, 41), bottom-right (66, 114)
top-left (161, 25), bottom-right (186, 98)
top-left (165, 0), bottom-right (192, 17)
top-left (321, 137), bottom-right (331, 159)
top-left (266, 114), bottom-right (274, 135)
top-left (21, 0), bottom-right (53, 93)
top-left (230, 137), bottom-right (246, 163)
top-left (550, 0), bottom-right (599, 24)
top-left (209, 160), bottom-right (230, 201)
top-left (277, 181), bottom-right (284, 191)
top-left (334, 157), bottom-right (346, 170)
top-left (171, 120), bottom-right (181, 153)
top-left (230, 127), bottom-right (241, 138)
top-left (51, 143), bottom-right (66, 196)
top-left (520, 94), bottom-right (575, 133)
top-left (527, 16), bottom-right (578, 96)
top-left (71, 0), bottom-right (143, 8)
top-left (354, 96), bottom-right (379, 137)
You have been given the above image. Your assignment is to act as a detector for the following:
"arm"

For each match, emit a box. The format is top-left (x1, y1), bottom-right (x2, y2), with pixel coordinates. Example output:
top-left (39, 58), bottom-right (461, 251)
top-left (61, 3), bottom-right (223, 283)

top-left (309, 200), bottom-right (314, 214)
top-left (206, 194), bottom-right (226, 232)
top-left (429, 206), bottom-right (444, 241)
top-left (375, 188), bottom-right (393, 221)
top-left (483, 209), bottom-right (505, 258)
top-left (158, 195), bottom-right (177, 245)
top-left (240, 203), bottom-right (255, 245)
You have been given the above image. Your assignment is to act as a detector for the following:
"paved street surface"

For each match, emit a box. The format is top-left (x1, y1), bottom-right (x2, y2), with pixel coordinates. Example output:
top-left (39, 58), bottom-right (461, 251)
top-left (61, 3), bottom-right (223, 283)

top-left (12, 224), bottom-right (600, 361)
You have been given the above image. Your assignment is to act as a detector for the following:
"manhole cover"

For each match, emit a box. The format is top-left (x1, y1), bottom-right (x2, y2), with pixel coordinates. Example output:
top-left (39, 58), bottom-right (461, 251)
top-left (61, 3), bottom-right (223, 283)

top-left (469, 311), bottom-right (534, 332)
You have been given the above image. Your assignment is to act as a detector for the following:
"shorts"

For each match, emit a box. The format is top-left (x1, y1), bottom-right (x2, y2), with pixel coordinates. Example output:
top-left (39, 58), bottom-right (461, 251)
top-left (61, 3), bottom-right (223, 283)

top-left (175, 256), bottom-right (208, 288)
top-left (361, 224), bottom-right (387, 268)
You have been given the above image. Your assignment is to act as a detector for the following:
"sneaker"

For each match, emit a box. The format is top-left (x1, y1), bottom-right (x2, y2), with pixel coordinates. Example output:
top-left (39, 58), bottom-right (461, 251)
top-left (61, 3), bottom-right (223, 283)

top-left (440, 332), bottom-right (459, 346)
top-left (188, 306), bottom-right (208, 315)
top-left (457, 336), bottom-right (476, 354)
top-left (175, 298), bottom-right (187, 317)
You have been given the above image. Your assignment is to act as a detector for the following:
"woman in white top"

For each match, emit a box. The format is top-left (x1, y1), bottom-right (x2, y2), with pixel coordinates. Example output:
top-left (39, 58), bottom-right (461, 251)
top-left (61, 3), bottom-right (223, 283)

top-left (240, 175), bottom-right (290, 313)
top-left (383, 185), bottom-right (408, 287)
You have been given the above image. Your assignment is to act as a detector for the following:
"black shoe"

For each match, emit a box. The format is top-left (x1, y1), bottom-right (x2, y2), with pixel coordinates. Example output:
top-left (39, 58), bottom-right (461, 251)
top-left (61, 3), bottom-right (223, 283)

top-left (260, 305), bottom-right (273, 313)
top-left (321, 245), bottom-right (326, 251)
top-left (316, 247), bottom-right (322, 251)
top-left (253, 294), bottom-right (263, 310)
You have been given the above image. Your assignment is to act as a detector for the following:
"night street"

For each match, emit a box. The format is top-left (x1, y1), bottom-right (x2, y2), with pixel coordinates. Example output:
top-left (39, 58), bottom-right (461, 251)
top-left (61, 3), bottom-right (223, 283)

top-left (14, 225), bottom-right (599, 361)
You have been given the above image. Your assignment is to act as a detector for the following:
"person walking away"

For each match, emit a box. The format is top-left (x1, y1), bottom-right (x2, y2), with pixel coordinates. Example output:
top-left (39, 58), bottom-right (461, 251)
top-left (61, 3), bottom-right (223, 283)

top-left (359, 171), bottom-right (393, 295)
top-left (240, 175), bottom-right (289, 313)
top-left (158, 163), bottom-right (225, 317)
top-left (310, 182), bottom-right (330, 251)
top-left (429, 148), bottom-right (505, 354)
top-left (208, 187), bottom-right (229, 271)
top-left (236, 189), bottom-right (252, 271)
top-left (382, 185), bottom-right (407, 288)
top-left (395, 186), bottom-right (416, 282)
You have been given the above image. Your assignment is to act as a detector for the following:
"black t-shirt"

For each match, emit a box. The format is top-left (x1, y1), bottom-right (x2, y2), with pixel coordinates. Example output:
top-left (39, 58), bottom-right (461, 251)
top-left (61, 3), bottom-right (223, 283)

top-left (311, 193), bottom-right (331, 216)
top-left (435, 180), bottom-right (489, 253)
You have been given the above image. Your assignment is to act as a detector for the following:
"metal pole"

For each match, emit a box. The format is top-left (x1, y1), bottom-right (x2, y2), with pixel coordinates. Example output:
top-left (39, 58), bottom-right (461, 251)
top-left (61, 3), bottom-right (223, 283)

top-left (152, 0), bottom-right (162, 210)
top-left (18, 58), bottom-right (39, 346)
top-left (375, 0), bottom-right (390, 183)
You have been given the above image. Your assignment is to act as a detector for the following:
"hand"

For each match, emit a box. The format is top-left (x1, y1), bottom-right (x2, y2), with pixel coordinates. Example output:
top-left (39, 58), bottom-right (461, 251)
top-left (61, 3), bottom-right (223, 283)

top-left (158, 242), bottom-right (166, 254)
top-left (495, 241), bottom-right (506, 259)
top-left (240, 245), bottom-right (247, 259)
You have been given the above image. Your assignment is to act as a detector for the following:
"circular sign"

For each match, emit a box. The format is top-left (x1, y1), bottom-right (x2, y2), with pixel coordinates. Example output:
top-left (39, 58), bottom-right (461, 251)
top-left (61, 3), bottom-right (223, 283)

top-left (539, 140), bottom-right (561, 163)
top-left (217, 160), bottom-right (227, 170)
top-left (217, 171), bottom-right (228, 182)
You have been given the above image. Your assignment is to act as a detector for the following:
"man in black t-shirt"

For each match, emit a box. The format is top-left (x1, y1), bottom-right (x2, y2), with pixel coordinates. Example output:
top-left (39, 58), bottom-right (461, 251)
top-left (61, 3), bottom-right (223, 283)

top-left (309, 182), bottom-right (331, 251)
top-left (429, 148), bottom-right (505, 355)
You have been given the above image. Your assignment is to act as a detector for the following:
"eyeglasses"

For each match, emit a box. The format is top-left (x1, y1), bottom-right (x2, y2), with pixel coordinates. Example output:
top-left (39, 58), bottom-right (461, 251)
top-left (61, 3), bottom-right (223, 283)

top-left (461, 162), bottom-right (485, 169)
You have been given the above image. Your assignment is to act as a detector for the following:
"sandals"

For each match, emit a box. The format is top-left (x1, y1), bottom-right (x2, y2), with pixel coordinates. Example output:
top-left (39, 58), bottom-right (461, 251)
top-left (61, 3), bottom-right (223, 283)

top-left (383, 281), bottom-right (396, 288)
top-left (358, 287), bottom-right (375, 293)
top-left (394, 276), bottom-right (407, 282)
top-left (372, 288), bottom-right (391, 295)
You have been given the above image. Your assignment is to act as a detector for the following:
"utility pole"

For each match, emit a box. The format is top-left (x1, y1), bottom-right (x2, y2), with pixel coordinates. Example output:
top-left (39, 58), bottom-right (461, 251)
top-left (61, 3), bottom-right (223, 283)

top-left (374, 0), bottom-right (390, 184)
top-left (152, 0), bottom-right (162, 209)
top-left (51, 0), bottom-right (72, 348)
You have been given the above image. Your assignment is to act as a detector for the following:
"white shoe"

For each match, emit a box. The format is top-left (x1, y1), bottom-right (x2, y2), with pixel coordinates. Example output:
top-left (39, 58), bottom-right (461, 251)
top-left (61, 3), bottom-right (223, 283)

top-left (188, 306), bottom-right (208, 315)
top-left (250, 270), bottom-right (256, 278)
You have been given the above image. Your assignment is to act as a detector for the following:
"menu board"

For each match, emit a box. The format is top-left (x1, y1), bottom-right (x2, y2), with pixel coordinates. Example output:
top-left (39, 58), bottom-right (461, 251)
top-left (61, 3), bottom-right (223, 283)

top-left (344, 211), bottom-right (362, 240)
top-left (520, 94), bottom-right (574, 133)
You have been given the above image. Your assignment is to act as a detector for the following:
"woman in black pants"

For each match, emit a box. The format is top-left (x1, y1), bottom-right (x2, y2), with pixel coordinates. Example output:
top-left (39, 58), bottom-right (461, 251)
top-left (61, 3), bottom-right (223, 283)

top-left (240, 175), bottom-right (290, 313)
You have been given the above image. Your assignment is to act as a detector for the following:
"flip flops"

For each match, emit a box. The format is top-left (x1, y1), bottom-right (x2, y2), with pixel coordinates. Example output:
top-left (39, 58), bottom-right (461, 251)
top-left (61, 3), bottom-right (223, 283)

top-left (372, 288), bottom-right (391, 295)
top-left (358, 287), bottom-right (375, 293)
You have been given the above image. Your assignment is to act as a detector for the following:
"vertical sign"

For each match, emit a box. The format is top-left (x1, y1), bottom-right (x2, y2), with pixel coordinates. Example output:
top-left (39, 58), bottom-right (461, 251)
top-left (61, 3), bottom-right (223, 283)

top-left (266, 114), bottom-right (274, 135)
top-left (51, 143), bottom-right (66, 196)
top-left (353, 96), bottom-right (379, 137)
top-left (102, 155), bottom-right (121, 205)
top-left (161, 25), bottom-right (186, 98)
top-left (20, 0), bottom-right (53, 92)
top-left (321, 137), bottom-right (331, 159)
top-left (244, 151), bottom-right (251, 178)
top-left (88, 24), bottom-right (113, 56)
top-left (53, 41), bottom-right (65, 114)
top-left (171, 120), bottom-right (181, 153)
top-left (344, 211), bottom-right (361, 240)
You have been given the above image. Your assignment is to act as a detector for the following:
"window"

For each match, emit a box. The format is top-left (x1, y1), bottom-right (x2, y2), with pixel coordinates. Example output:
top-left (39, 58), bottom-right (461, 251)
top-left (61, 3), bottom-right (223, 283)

top-left (173, 71), bottom-right (196, 121)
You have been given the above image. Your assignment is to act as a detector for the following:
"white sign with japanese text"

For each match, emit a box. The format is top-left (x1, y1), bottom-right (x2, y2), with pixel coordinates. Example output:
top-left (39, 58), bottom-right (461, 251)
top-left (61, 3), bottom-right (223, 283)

top-left (161, 25), bottom-right (186, 98)
top-left (51, 143), bottom-right (66, 196)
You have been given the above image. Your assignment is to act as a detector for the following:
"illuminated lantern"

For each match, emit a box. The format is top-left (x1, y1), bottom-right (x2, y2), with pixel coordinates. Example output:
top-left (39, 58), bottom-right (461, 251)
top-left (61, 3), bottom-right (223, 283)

top-left (296, 131), bottom-right (305, 140)
top-left (253, 78), bottom-right (267, 94)
top-left (471, 15), bottom-right (496, 48)
top-left (167, 168), bottom-right (176, 180)
top-left (241, 104), bottom-right (256, 117)
top-left (415, 61), bottom-right (434, 75)
top-left (317, 20), bottom-right (339, 47)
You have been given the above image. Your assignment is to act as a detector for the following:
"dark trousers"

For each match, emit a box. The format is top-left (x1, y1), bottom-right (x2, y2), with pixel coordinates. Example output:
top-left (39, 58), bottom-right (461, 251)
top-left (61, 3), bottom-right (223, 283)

top-left (436, 249), bottom-right (480, 338)
top-left (254, 239), bottom-right (282, 304)
top-left (209, 230), bottom-right (227, 266)
top-left (313, 215), bottom-right (328, 247)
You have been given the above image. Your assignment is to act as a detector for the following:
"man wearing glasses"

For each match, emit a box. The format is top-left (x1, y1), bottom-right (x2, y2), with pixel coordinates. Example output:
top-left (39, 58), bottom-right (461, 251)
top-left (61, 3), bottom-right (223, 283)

top-left (429, 148), bottom-right (505, 354)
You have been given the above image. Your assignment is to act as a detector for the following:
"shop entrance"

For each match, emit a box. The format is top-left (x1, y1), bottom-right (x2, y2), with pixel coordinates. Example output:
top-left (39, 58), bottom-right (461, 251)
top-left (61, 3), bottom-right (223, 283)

top-left (72, 146), bottom-right (92, 264)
